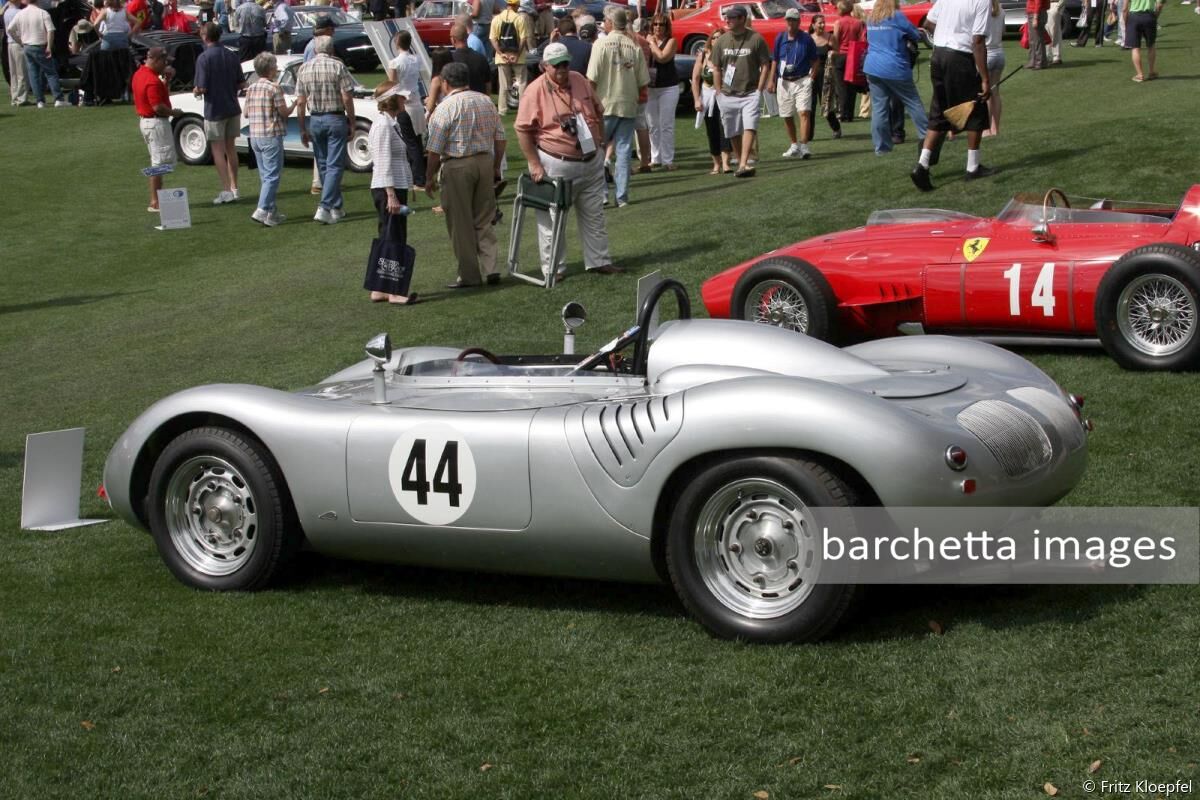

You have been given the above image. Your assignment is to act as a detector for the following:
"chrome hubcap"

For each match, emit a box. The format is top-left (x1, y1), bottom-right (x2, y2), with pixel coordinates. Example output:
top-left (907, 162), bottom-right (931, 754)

top-left (744, 280), bottom-right (809, 332)
top-left (165, 455), bottom-right (258, 576)
top-left (1117, 274), bottom-right (1197, 356)
top-left (694, 478), bottom-right (818, 619)
top-left (348, 131), bottom-right (371, 169)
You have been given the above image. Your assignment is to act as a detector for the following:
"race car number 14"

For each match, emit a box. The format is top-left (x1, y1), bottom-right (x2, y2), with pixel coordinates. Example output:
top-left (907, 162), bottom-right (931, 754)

top-left (1003, 262), bottom-right (1057, 317)
top-left (388, 424), bottom-right (478, 525)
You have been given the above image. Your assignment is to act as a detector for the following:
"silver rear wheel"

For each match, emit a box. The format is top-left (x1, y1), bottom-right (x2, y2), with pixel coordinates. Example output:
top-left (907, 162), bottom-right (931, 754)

top-left (347, 123), bottom-right (372, 172)
top-left (1116, 273), bottom-right (1197, 357)
top-left (743, 280), bottom-right (810, 332)
top-left (693, 478), bottom-right (818, 619)
top-left (164, 455), bottom-right (259, 577)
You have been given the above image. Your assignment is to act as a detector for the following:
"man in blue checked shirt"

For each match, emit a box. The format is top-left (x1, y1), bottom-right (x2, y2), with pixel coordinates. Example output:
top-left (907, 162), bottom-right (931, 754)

top-left (769, 8), bottom-right (819, 160)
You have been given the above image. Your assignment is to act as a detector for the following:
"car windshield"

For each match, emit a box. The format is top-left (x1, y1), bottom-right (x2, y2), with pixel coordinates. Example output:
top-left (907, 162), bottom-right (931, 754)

top-left (294, 8), bottom-right (354, 26)
top-left (415, 0), bottom-right (461, 16)
top-left (866, 208), bottom-right (981, 226)
top-left (760, 0), bottom-right (802, 18)
top-left (997, 194), bottom-right (1175, 224)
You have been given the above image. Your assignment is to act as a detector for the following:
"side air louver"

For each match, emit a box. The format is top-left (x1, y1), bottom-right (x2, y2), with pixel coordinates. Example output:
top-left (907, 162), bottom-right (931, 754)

top-left (956, 400), bottom-right (1052, 478)
top-left (572, 395), bottom-right (684, 486)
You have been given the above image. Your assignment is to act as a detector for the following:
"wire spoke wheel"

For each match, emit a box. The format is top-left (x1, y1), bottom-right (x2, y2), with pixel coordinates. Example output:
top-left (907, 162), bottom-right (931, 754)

top-left (1117, 273), bottom-right (1197, 356)
top-left (693, 478), bottom-right (820, 619)
top-left (164, 455), bottom-right (259, 577)
top-left (744, 280), bottom-right (810, 332)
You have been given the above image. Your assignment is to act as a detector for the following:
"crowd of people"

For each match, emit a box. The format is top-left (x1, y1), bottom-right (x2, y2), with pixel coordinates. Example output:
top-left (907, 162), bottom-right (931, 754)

top-left (3, 0), bottom-right (1178, 295)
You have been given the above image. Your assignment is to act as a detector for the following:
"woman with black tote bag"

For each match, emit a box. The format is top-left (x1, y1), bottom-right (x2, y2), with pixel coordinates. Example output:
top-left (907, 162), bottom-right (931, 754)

top-left (365, 81), bottom-right (420, 306)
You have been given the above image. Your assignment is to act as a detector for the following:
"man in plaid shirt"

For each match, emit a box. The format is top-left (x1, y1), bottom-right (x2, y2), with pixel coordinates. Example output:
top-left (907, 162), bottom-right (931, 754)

top-left (425, 62), bottom-right (507, 289)
top-left (244, 51), bottom-right (294, 226)
top-left (296, 36), bottom-right (356, 224)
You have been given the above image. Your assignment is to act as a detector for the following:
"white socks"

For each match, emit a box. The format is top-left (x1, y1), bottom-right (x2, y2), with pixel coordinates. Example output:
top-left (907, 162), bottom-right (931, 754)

top-left (919, 148), bottom-right (932, 168)
top-left (967, 149), bottom-right (981, 172)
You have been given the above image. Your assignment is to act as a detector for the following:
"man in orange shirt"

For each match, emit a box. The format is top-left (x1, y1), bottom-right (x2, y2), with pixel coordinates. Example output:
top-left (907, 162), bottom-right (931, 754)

top-left (515, 42), bottom-right (620, 279)
top-left (132, 47), bottom-right (183, 212)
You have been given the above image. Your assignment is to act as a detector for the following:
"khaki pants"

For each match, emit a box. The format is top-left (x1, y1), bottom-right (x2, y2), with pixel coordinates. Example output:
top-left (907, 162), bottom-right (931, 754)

top-left (439, 152), bottom-right (498, 285)
top-left (495, 59), bottom-right (525, 115)
top-left (7, 40), bottom-right (28, 104)
top-left (535, 151), bottom-right (611, 276)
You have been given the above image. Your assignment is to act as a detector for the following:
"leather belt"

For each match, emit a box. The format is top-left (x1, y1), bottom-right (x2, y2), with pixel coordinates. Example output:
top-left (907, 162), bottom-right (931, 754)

top-left (539, 148), bottom-right (594, 163)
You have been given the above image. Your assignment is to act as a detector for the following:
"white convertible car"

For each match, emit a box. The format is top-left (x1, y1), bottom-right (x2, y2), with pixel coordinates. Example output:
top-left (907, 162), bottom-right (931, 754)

top-left (168, 55), bottom-right (384, 173)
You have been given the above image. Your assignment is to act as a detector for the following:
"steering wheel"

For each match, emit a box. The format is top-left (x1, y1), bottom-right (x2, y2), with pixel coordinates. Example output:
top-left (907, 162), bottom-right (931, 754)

top-left (569, 279), bottom-right (692, 375)
top-left (1043, 188), bottom-right (1070, 222)
top-left (455, 347), bottom-right (500, 363)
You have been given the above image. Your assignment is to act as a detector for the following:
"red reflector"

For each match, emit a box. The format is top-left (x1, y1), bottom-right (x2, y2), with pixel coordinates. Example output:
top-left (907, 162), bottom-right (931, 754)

top-left (945, 446), bottom-right (968, 470)
top-left (97, 484), bottom-right (108, 500)
top-left (1069, 393), bottom-right (1085, 409)
top-left (960, 479), bottom-right (976, 494)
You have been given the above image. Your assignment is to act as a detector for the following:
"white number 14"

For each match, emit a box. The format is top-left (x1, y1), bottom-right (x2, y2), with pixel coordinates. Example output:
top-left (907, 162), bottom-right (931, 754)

top-left (1002, 262), bottom-right (1056, 317)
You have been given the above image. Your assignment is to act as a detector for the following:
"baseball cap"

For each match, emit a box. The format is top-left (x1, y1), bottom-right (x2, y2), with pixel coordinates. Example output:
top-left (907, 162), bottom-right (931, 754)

top-left (783, 8), bottom-right (800, 19)
top-left (314, 14), bottom-right (336, 29)
top-left (723, 4), bottom-right (748, 17)
top-left (542, 41), bottom-right (570, 64)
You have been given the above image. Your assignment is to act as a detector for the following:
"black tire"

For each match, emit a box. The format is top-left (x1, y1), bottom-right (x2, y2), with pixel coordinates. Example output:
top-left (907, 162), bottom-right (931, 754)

top-left (665, 455), bottom-right (859, 643)
top-left (1094, 243), bottom-right (1200, 371)
top-left (730, 257), bottom-right (838, 341)
top-left (685, 35), bottom-right (707, 56)
top-left (147, 427), bottom-right (299, 591)
top-left (346, 121), bottom-right (373, 173)
top-left (173, 115), bottom-right (212, 166)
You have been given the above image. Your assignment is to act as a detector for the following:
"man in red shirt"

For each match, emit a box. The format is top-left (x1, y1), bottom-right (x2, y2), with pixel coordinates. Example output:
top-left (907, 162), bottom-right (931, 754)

top-left (133, 47), bottom-right (183, 212)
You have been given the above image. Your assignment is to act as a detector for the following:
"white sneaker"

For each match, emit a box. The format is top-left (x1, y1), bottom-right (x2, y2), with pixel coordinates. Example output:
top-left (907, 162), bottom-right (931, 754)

top-left (264, 211), bottom-right (286, 227)
top-left (746, 158), bottom-right (758, 166)
top-left (36, 101), bottom-right (45, 109)
top-left (54, 99), bottom-right (68, 107)
top-left (213, 190), bottom-right (235, 205)
top-left (782, 143), bottom-right (802, 158)
top-left (800, 143), bottom-right (812, 160)
top-left (230, 189), bottom-right (239, 202)
top-left (251, 207), bottom-right (270, 224)
top-left (313, 207), bottom-right (334, 224)
top-left (330, 207), bottom-right (345, 221)
top-left (729, 157), bottom-right (738, 166)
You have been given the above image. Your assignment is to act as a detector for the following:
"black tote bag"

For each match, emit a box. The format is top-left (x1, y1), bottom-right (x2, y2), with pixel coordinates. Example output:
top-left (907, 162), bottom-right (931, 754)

top-left (363, 238), bottom-right (416, 297)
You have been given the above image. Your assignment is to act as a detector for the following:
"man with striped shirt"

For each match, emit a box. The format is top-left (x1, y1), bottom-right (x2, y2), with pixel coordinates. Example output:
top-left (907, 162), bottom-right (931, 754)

top-left (296, 36), bottom-right (356, 224)
top-left (425, 62), bottom-right (507, 289)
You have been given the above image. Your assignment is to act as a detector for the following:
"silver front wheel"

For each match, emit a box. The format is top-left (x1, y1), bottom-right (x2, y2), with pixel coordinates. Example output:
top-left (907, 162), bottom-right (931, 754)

top-left (164, 455), bottom-right (259, 577)
top-left (347, 124), bottom-right (373, 173)
top-left (1116, 273), bottom-right (1197, 357)
top-left (693, 478), bottom-right (819, 619)
top-left (174, 117), bottom-right (212, 165)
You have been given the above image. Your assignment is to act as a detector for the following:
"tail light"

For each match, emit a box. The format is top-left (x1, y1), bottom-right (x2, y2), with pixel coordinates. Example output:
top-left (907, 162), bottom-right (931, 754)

top-left (945, 446), bottom-right (968, 471)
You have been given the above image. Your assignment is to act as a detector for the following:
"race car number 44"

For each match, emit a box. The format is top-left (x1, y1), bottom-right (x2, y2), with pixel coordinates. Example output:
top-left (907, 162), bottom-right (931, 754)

top-left (388, 424), bottom-right (478, 525)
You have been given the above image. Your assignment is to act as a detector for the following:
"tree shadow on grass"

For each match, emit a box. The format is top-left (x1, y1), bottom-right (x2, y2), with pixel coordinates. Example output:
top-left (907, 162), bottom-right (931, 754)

top-left (0, 291), bottom-right (150, 317)
top-left (285, 554), bottom-right (683, 620)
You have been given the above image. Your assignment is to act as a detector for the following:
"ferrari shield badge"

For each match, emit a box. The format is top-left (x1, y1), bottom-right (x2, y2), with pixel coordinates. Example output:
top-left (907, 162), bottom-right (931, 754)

top-left (962, 237), bottom-right (990, 262)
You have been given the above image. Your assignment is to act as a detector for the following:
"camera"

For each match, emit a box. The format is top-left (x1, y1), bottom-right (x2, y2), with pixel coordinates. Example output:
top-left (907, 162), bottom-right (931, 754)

top-left (559, 115), bottom-right (578, 136)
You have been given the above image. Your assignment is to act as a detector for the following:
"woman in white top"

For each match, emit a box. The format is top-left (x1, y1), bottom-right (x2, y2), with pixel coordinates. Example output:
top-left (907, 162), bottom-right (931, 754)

top-left (984, 0), bottom-right (1004, 137)
top-left (385, 29), bottom-right (427, 186)
top-left (366, 81), bottom-right (418, 306)
top-left (99, 0), bottom-right (138, 50)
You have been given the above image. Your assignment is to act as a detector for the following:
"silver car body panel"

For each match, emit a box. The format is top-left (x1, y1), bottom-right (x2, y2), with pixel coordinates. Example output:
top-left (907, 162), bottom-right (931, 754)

top-left (105, 319), bottom-right (1088, 583)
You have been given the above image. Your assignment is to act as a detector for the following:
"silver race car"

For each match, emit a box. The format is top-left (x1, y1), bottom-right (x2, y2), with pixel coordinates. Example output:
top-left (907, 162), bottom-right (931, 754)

top-left (104, 281), bottom-right (1090, 642)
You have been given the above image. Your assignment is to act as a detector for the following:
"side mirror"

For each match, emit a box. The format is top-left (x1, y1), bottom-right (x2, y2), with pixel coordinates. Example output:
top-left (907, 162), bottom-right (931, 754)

top-left (1032, 221), bottom-right (1056, 245)
top-left (562, 301), bottom-right (587, 331)
top-left (366, 332), bottom-right (392, 364)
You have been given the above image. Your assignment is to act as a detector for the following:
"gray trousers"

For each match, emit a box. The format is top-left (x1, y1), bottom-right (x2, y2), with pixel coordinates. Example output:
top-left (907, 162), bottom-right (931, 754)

top-left (7, 40), bottom-right (28, 104)
top-left (535, 150), bottom-right (611, 276)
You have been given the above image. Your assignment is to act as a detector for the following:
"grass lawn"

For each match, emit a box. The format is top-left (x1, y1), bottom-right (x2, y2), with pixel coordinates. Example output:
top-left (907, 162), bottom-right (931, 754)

top-left (2, 19), bottom-right (1199, 799)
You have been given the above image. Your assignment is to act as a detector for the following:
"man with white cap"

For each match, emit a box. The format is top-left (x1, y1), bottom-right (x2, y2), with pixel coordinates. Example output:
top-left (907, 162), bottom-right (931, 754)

top-left (516, 41), bottom-right (621, 278)
top-left (770, 7), bottom-right (819, 159)
top-left (711, 3), bottom-right (771, 177)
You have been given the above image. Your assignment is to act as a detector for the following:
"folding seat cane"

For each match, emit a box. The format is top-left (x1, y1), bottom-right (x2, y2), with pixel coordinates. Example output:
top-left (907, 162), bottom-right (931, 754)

top-left (507, 174), bottom-right (573, 288)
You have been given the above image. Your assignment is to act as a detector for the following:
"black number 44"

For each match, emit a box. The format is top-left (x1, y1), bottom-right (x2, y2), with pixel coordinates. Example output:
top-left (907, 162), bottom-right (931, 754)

top-left (401, 439), bottom-right (463, 507)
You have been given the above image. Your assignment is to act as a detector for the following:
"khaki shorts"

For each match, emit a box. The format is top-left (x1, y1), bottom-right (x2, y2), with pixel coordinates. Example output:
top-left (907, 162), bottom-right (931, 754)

top-left (205, 114), bottom-right (242, 141)
top-left (140, 117), bottom-right (176, 167)
top-left (777, 76), bottom-right (813, 118)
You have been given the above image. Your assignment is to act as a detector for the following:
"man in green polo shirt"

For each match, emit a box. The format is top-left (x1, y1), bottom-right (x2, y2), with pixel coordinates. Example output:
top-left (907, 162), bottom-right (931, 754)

top-left (1124, 0), bottom-right (1163, 81)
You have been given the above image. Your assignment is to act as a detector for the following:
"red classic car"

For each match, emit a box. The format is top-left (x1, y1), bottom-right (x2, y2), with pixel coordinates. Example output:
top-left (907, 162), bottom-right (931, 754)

top-left (672, 0), bottom-right (930, 56)
top-left (412, 0), bottom-right (471, 47)
top-left (701, 187), bottom-right (1200, 370)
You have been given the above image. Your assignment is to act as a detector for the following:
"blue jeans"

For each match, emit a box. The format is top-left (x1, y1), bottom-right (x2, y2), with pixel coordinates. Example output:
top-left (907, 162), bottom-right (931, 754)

top-left (309, 114), bottom-right (347, 210)
top-left (251, 135), bottom-right (284, 212)
top-left (866, 74), bottom-right (927, 155)
top-left (23, 46), bottom-right (63, 102)
top-left (603, 115), bottom-right (635, 204)
top-left (101, 32), bottom-right (129, 50)
top-left (472, 22), bottom-right (493, 59)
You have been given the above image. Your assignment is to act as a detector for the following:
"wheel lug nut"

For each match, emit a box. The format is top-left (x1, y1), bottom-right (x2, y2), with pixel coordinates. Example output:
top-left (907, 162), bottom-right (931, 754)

top-left (729, 542), bottom-right (742, 554)
top-left (783, 521), bottom-right (794, 531)
top-left (787, 560), bottom-right (798, 572)
top-left (753, 576), bottom-right (766, 587)
top-left (746, 511), bottom-right (757, 521)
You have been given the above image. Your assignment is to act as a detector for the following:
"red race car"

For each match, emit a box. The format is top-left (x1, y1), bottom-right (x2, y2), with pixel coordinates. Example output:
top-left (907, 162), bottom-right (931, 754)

top-left (672, 0), bottom-right (930, 56)
top-left (701, 187), bottom-right (1200, 370)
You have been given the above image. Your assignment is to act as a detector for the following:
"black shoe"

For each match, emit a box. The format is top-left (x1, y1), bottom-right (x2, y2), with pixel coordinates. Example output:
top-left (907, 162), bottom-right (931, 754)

top-left (911, 164), bottom-right (934, 192)
top-left (486, 273), bottom-right (501, 286)
top-left (965, 164), bottom-right (996, 180)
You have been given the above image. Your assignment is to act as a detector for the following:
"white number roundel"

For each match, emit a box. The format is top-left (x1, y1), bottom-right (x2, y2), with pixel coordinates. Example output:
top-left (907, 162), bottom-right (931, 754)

top-left (388, 424), bottom-right (477, 525)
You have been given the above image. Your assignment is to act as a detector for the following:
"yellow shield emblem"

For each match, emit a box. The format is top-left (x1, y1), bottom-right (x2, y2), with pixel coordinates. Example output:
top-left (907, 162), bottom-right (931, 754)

top-left (962, 237), bottom-right (990, 262)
